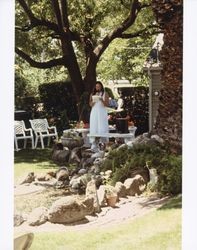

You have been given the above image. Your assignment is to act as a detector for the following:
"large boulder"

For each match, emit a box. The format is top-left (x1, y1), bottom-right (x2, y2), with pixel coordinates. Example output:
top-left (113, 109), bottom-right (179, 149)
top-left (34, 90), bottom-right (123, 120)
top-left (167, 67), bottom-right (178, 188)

top-left (124, 175), bottom-right (146, 196)
top-left (48, 196), bottom-right (94, 224)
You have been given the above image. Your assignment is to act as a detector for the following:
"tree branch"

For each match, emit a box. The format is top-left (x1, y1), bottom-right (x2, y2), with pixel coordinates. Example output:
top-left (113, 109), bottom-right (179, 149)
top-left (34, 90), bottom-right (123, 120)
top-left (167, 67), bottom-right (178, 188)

top-left (93, 0), bottom-right (156, 61)
top-left (115, 0), bottom-right (140, 36)
top-left (15, 47), bottom-right (66, 68)
top-left (94, 0), bottom-right (141, 58)
top-left (15, 20), bottom-right (59, 33)
top-left (16, 0), bottom-right (59, 33)
top-left (17, 0), bottom-right (36, 21)
top-left (117, 25), bottom-right (161, 38)
top-left (52, 0), bottom-right (64, 31)
top-left (16, 0), bottom-right (82, 42)
top-left (60, 0), bottom-right (69, 28)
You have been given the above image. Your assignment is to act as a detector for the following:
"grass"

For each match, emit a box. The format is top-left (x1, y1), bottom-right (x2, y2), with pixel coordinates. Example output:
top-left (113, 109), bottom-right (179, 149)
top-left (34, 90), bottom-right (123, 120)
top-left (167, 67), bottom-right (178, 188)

top-left (14, 188), bottom-right (73, 213)
top-left (29, 197), bottom-right (181, 250)
top-left (14, 148), bottom-right (58, 183)
top-left (14, 148), bottom-right (61, 212)
top-left (14, 148), bottom-right (181, 250)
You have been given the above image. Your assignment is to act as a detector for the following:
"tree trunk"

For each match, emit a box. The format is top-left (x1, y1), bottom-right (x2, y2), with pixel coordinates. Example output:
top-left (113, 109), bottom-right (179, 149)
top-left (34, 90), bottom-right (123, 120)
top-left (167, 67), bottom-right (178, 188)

top-left (84, 55), bottom-right (98, 93)
top-left (151, 0), bottom-right (183, 153)
top-left (64, 49), bottom-right (85, 103)
top-left (76, 55), bottom-right (98, 123)
top-left (52, 0), bottom-right (85, 114)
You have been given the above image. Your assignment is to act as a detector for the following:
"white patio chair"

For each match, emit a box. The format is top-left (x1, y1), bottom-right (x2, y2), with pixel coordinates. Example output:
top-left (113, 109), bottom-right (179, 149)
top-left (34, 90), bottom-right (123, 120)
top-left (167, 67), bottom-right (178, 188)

top-left (29, 118), bottom-right (58, 149)
top-left (14, 120), bottom-right (34, 151)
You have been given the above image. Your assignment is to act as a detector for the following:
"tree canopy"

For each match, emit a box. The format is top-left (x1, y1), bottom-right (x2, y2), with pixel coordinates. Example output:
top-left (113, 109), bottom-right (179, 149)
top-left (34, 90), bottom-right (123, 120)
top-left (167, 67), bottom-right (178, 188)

top-left (15, 0), bottom-right (158, 104)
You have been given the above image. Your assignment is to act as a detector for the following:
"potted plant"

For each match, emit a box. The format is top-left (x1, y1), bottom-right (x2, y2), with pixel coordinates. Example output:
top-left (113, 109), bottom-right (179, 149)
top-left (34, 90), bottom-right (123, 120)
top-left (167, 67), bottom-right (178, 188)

top-left (105, 185), bottom-right (118, 207)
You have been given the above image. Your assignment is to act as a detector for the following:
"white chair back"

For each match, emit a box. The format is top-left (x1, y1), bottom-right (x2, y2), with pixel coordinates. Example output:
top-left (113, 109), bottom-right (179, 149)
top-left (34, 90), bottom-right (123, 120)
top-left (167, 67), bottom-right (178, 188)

top-left (29, 118), bottom-right (58, 149)
top-left (29, 118), bottom-right (48, 132)
top-left (14, 120), bottom-right (34, 151)
top-left (15, 120), bottom-right (26, 135)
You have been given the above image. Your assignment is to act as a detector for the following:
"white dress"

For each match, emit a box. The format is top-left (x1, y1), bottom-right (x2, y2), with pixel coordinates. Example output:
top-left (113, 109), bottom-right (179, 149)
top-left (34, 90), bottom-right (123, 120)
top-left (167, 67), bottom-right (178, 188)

top-left (89, 92), bottom-right (109, 143)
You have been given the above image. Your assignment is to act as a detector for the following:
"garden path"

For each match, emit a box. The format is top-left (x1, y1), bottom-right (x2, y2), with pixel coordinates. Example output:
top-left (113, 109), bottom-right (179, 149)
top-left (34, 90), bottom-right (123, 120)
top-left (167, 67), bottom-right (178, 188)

top-left (14, 194), bottom-right (170, 233)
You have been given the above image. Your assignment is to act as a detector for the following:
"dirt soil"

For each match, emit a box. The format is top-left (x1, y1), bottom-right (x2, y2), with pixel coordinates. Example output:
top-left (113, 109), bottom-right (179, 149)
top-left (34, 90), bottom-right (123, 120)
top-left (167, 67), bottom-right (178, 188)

top-left (14, 193), bottom-right (170, 234)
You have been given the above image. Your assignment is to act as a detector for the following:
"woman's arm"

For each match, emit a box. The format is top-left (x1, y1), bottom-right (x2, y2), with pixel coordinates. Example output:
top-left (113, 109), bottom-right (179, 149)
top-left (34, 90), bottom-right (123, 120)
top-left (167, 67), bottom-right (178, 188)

top-left (89, 94), bottom-right (95, 107)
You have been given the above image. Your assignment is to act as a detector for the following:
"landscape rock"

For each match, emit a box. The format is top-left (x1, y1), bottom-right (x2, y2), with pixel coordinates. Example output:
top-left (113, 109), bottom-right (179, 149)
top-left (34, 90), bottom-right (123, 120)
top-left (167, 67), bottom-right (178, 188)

top-left (86, 180), bottom-right (101, 213)
top-left (48, 196), bottom-right (94, 223)
top-left (14, 212), bottom-right (25, 226)
top-left (56, 166), bottom-right (69, 181)
top-left (97, 185), bottom-right (106, 207)
top-left (115, 182), bottom-right (127, 198)
top-left (27, 206), bottom-right (48, 226)
top-left (124, 175), bottom-right (146, 196)
top-left (52, 142), bottom-right (70, 165)
top-left (19, 172), bottom-right (35, 185)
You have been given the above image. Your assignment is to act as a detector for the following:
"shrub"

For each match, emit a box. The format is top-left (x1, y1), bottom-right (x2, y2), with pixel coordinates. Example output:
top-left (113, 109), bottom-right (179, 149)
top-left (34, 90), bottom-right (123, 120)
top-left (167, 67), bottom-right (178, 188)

top-left (101, 146), bottom-right (131, 172)
top-left (101, 143), bottom-right (182, 195)
top-left (15, 71), bottom-right (40, 116)
top-left (155, 155), bottom-right (182, 195)
top-left (39, 81), bottom-right (78, 133)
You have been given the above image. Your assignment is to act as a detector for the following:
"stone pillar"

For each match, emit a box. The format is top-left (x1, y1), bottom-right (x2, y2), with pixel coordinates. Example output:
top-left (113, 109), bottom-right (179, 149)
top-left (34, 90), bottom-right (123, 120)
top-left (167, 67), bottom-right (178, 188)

top-left (144, 65), bottom-right (162, 131)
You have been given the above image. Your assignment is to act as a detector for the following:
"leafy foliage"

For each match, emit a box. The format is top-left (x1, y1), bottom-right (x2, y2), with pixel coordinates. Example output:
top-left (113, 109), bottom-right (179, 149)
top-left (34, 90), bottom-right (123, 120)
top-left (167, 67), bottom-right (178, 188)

top-left (97, 35), bottom-right (155, 84)
top-left (15, 0), bottom-right (157, 96)
top-left (101, 143), bottom-right (182, 195)
top-left (15, 62), bottom-right (38, 110)
top-left (15, 56), bottom-right (69, 95)
top-left (38, 81), bottom-right (78, 132)
top-left (156, 155), bottom-right (182, 195)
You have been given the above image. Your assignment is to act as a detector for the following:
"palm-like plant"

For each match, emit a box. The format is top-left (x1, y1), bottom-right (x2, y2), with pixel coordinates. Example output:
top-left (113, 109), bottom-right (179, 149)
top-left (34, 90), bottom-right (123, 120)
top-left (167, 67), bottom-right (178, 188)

top-left (151, 0), bottom-right (183, 153)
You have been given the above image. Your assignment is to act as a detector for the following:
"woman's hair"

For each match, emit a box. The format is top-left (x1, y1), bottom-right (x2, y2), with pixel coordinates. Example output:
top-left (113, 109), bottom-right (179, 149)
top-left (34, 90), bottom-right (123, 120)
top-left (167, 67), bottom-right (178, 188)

top-left (92, 81), bottom-right (104, 95)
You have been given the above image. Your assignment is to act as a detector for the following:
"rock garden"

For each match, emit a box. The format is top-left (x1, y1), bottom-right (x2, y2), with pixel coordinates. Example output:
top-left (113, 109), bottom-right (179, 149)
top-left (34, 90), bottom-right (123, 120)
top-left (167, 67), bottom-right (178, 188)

top-left (14, 132), bottom-right (182, 231)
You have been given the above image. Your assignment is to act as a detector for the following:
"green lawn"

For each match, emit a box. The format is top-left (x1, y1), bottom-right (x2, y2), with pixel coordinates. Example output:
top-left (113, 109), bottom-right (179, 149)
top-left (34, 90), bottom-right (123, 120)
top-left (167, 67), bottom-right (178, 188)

top-left (14, 148), bottom-right (58, 183)
top-left (29, 197), bottom-right (181, 250)
top-left (15, 149), bottom-right (182, 250)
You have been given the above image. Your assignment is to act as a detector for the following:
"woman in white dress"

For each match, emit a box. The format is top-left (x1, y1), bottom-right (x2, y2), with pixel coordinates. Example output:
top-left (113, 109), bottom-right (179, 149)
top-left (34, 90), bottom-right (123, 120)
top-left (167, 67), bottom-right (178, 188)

top-left (89, 81), bottom-right (109, 149)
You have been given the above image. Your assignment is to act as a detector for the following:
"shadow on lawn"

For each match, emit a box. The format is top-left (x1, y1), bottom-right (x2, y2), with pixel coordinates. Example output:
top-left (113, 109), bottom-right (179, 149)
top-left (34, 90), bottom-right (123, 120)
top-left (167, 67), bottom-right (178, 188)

top-left (138, 195), bottom-right (182, 211)
top-left (158, 195), bottom-right (182, 210)
top-left (14, 148), bottom-right (54, 164)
